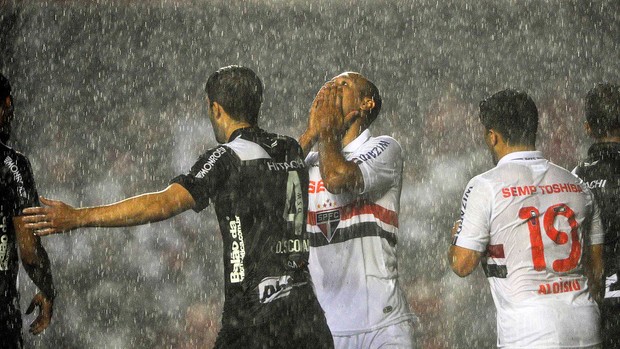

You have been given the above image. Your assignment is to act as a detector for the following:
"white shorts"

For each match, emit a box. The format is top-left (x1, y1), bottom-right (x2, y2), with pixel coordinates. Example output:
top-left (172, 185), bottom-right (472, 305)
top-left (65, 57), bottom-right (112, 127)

top-left (333, 320), bottom-right (418, 349)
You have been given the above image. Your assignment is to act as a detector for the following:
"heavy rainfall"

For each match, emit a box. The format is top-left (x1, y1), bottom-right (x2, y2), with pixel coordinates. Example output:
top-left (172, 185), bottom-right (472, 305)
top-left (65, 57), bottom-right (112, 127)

top-left (0, 0), bottom-right (618, 348)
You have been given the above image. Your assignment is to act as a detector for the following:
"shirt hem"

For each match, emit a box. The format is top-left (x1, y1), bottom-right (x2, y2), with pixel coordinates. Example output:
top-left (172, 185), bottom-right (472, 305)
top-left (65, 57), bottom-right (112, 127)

top-left (330, 313), bottom-right (417, 336)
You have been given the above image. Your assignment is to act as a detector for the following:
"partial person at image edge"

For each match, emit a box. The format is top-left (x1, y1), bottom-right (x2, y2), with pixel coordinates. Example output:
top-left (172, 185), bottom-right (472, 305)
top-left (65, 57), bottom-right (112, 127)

top-left (573, 83), bottom-right (620, 349)
top-left (0, 73), bottom-right (56, 349)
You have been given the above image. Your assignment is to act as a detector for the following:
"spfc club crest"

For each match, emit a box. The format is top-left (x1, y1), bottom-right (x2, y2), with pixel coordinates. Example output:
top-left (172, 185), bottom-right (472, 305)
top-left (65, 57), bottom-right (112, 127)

top-left (315, 209), bottom-right (341, 242)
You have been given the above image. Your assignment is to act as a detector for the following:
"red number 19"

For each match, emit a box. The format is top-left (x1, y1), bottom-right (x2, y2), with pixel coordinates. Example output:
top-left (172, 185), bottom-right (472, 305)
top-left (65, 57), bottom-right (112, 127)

top-left (518, 204), bottom-right (581, 272)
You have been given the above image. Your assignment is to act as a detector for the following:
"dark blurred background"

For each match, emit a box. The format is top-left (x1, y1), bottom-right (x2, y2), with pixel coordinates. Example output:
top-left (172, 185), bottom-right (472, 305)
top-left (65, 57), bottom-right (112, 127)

top-left (1, 0), bottom-right (618, 347)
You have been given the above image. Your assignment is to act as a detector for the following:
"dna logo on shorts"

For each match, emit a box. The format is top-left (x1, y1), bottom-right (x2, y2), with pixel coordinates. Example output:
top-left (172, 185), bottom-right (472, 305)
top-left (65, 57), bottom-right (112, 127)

top-left (258, 276), bottom-right (293, 304)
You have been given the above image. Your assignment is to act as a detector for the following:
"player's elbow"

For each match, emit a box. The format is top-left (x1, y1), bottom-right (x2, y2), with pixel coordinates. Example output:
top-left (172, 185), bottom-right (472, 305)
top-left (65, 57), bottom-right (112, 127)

top-left (19, 248), bottom-right (42, 269)
top-left (321, 171), bottom-right (361, 194)
top-left (448, 247), bottom-right (478, 277)
top-left (450, 263), bottom-right (474, 277)
top-left (322, 176), bottom-right (348, 194)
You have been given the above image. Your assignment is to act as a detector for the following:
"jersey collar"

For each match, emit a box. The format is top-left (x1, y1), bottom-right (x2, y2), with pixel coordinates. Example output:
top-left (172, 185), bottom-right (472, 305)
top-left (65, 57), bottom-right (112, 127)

top-left (228, 126), bottom-right (259, 142)
top-left (497, 150), bottom-right (545, 166)
top-left (342, 129), bottom-right (371, 154)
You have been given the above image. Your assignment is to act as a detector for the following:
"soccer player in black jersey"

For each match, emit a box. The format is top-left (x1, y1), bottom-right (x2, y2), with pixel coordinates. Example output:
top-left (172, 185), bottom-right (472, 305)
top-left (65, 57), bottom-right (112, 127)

top-left (22, 66), bottom-right (333, 348)
top-left (0, 73), bottom-right (56, 348)
top-left (574, 83), bottom-right (620, 348)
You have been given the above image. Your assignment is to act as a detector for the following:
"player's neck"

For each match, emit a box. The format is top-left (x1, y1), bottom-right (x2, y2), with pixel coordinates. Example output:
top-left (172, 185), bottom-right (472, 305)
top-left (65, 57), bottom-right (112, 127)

top-left (495, 144), bottom-right (537, 162)
top-left (341, 121), bottom-right (365, 148)
top-left (224, 121), bottom-right (254, 142)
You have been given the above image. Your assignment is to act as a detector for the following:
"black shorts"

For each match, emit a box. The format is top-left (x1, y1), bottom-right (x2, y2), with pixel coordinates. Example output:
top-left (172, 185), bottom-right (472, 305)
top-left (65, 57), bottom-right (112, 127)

top-left (601, 299), bottom-right (620, 348)
top-left (215, 290), bottom-right (333, 349)
top-left (0, 317), bottom-right (23, 349)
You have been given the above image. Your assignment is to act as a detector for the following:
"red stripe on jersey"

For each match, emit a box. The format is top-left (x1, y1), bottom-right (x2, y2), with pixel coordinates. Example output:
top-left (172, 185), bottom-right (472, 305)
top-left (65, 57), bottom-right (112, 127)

top-left (487, 244), bottom-right (505, 258)
top-left (308, 199), bottom-right (398, 227)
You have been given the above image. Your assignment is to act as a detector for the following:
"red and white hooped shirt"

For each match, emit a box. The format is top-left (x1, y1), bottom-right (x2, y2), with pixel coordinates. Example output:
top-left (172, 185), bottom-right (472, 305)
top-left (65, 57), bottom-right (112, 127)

top-left (306, 129), bottom-right (416, 335)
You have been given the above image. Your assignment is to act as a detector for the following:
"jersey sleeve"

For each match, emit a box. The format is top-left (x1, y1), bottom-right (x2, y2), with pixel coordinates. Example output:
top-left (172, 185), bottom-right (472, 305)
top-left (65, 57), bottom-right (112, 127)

top-left (353, 137), bottom-right (403, 195)
top-left (453, 176), bottom-right (492, 252)
top-left (586, 196), bottom-right (605, 246)
top-left (15, 154), bottom-right (40, 214)
top-left (170, 146), bottom-right (235, 212)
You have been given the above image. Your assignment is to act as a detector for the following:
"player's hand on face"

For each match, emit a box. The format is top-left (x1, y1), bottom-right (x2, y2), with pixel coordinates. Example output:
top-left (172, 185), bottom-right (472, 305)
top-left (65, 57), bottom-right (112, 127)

top-left (26, 292), bottom-right (53, 335)
top-left (314, 82), bottom-right (348, 137)
top-left (306, 85), bottom-right (327, 139)
top-left (22, 197), bottom-right (78, 236)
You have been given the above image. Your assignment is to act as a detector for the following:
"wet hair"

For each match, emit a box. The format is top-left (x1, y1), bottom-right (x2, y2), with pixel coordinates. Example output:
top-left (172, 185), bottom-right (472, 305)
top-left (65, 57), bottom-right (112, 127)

top-left (585, 83), bottom-right (620, 138)
top-left (479, 89), bottom-right (538, 146)
top-left (360, 77), bottom-right (382, 126)
top-left (205, 65), bottom-right (263, 125)
top-left (0, 73), bottom-right (11, 100)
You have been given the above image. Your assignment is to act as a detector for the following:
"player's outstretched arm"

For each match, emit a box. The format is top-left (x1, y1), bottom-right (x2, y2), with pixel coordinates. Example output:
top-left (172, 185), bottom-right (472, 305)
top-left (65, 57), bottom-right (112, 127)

top-left (22, 183), bottom-right (196, 236)
top-left (14, 216), bottom-right (55, 334)
top-left (315, 83), bottom-right (363, 194)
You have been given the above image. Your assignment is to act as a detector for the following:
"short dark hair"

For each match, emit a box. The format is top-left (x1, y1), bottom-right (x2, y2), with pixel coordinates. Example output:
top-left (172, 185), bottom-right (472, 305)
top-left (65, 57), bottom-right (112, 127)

top-left (585, 83), bottom-right (620, 138)
top-left (0, 73), bottom-right (11, 100)
top-left (360, 78), bottom-right (382, 126)
top-left (479, 89), bottom-right (538, 146)
top-left (205, 65), bottom-right (263, 125)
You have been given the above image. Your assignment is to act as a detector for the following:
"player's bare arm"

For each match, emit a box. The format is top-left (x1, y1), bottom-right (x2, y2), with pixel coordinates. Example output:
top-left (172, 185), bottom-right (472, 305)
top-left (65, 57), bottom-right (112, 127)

top-left (449, 219), bottom-right (482, 277)
top-left (22, 183), bottom-right (196, 236)
top-left (449, 245), bottom-right (482, 277)
top-left (315, 83), bottom-right (363, 194)
top-left (584, 243), bottom-right (604, 304)
top-left (14, 216), bottom-right (55, 334)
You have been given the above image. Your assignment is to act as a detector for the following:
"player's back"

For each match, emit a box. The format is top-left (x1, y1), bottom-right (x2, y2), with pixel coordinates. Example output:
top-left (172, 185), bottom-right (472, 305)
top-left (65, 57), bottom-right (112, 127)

top-left (476, 152), bottom-right (602, 348)
top-left (210, 127), bottom-right (312, 328)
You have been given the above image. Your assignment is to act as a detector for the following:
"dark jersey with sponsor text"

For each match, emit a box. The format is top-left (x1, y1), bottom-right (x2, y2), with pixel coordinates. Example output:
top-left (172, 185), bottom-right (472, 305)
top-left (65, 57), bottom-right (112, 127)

top-left (574, 142), bottom-right (620, 283)
top-left (171, 127), bottom-right (313, 328)
top-left (0, 143), bottom-right (39, 330)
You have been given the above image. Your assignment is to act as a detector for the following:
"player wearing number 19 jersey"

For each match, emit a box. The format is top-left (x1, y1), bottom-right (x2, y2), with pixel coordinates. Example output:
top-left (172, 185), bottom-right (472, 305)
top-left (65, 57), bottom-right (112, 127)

top-left (450, 89), bottom-right (604, 349)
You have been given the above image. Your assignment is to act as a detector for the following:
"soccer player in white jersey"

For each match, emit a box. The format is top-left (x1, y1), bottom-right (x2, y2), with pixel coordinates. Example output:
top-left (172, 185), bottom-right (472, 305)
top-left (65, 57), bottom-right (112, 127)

top-left (449, 89), bottom-right (605, 349)
top-left (299, 73), bottom-right (418, 349)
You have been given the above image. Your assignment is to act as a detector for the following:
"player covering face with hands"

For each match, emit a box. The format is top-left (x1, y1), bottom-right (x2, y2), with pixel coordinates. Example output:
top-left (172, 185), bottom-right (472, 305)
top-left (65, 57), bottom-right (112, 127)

top-left (301, 73), bottom-right (418, 349)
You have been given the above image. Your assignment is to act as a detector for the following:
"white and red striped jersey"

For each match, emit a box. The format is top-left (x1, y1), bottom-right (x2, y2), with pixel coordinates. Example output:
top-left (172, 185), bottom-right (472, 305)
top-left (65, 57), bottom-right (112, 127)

top-left (454, 151), bottom-right (604, 348)
top-left (306, 130), bottom-right (416, 335)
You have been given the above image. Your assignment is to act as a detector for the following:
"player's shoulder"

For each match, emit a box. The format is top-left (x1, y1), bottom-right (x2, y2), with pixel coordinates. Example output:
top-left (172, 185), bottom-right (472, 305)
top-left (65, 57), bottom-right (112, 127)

top-left (547, 161), bottom-right (583, 182)
top-left (0, 146), bottom-right (31, 166)
top-left (221, 137), bottom-right (271, 162)
top-left (305, 151), bottom-right (319, 166)
top-left (367, 135), bottom-right (402, 151)
top-left (352, 134), bottom-right (402, 162)
top-left (465, 168), bottom-right (500, 194)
